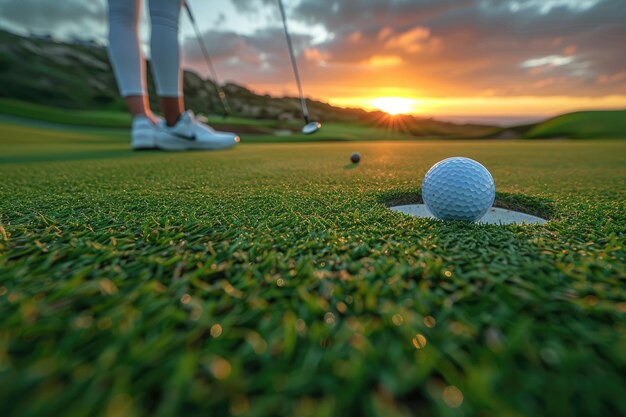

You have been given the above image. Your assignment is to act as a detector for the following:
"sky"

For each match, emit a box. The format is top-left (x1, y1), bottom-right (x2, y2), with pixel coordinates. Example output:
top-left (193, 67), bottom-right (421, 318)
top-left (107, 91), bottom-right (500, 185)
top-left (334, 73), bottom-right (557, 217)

top-left (0, 0), bottom-right (625, 124)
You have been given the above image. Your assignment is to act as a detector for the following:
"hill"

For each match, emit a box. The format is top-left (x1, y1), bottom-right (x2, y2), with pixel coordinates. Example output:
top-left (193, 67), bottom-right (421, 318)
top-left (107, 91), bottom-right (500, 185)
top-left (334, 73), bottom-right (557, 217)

top-left (0, 29), bottom-right (497, 138)
top-left (524, 110), bottom-right (626, 139)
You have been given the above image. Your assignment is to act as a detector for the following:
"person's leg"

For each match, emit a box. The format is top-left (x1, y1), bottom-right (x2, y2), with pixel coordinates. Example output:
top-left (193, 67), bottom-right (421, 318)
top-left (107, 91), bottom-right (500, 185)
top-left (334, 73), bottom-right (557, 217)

top-left (148, 0), bottom-right (184, 127)
top-left (148, 0), bottom-right (239, 151)
top-left (107, 0), bottom-right (158, 123)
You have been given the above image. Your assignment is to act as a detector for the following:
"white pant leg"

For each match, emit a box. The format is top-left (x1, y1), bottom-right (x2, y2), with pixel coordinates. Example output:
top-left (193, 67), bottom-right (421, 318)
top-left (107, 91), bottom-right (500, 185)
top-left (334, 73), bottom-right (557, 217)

top-left (107, 0), bottom-right (146, 97)
top-left (149, 0), bottom-right (183, 97)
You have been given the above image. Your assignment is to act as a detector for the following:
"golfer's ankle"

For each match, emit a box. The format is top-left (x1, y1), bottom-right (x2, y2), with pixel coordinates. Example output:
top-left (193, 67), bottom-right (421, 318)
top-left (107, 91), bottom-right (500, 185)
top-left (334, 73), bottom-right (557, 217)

top-left (132, 111), bottom-right (158, 125)
top-left (165, 113), bottom-right (181, 127)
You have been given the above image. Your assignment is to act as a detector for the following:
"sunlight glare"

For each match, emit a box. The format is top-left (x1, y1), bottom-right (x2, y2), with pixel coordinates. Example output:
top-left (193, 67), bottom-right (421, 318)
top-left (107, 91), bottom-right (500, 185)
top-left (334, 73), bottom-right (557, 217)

top-left (371, 97), bottom-right (416, 115)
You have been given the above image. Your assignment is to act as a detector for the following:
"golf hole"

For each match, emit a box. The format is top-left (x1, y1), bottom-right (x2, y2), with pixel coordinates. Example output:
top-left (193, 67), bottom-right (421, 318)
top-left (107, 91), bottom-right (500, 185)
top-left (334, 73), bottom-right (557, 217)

top-left (390, 204), bottom-right (547, 225)
top-left (383, 193), bottom-right (552, 225)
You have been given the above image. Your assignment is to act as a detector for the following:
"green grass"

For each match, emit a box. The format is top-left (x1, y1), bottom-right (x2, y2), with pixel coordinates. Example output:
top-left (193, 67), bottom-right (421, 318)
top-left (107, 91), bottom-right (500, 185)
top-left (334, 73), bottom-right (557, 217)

top-left (1, 120), bottom-right (625, 417)
top-left (525, 109), bottom-right (626, 139)
top-left (0, 98), bottom-right (132, 128)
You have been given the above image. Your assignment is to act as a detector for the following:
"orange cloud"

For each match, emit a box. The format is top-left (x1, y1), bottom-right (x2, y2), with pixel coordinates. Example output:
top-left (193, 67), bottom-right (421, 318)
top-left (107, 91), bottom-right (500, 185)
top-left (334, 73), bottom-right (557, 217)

top-left (563, 45), bottom-right (577, 55)
top-left (533, 78), bottom-right (556, 88)
top-left (347, 32), bottom-right (362, 43)
top-left (377, 27), bottom-right (393, 40)
top-left (304, 48), bottom-right (329, 65)
top-left (366, 55), bottom-right (403, 67)
top-left (384, 26), bottom-right (431, 53)
top-left (597, 71), bottom-right (626, 84)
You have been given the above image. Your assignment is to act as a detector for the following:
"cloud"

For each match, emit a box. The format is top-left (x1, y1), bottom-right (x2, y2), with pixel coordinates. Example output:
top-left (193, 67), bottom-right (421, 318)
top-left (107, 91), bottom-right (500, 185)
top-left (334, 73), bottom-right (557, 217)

top-left (258, 0), bottom-right (626, 97)
top-left (181, 25), bottom-right (316, 88)
top-left (0, 0), bottom-right (624, 102)
top-left (304, 48), bottom-right (329, 65)
top-left (0, 0), bottom-right (106, 37)
top-left (522, 55), bottom-right (575, 68)
top-left (501, 0), bottom-right (602, 14)
top-left (597, 70), bottom-right (626, 84)
top-left (366, 55), bottom-right (403, 67)
top-left (383, 26), bottom-right (431, 53)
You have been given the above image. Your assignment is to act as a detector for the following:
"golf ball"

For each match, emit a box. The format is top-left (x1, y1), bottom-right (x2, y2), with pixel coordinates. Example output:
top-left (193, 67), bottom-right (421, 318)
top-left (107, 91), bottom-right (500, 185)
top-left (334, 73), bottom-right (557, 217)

top-left (422, 157), bottom-right (495, 221)
top-left (351, 152), bottom-right (361, 163)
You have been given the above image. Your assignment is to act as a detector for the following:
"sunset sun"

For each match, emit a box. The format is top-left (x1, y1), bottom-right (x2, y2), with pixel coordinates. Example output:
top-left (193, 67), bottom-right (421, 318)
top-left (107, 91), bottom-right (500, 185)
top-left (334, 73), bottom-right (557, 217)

top-left (370, 97), bottom-right (416, 115)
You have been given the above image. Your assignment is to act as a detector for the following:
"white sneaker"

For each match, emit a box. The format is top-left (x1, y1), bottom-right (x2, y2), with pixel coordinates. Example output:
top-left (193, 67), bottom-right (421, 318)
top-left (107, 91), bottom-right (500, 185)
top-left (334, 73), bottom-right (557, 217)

top-left (131, 115), bottom-right (158, 150)
top-left (156, 110), bottom-right (240, 151)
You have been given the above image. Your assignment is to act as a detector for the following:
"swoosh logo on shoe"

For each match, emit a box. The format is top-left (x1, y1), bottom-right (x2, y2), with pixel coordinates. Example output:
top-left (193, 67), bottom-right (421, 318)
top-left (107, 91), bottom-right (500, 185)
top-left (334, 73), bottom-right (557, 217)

top-left (171, 132), bottom-right (196, 141)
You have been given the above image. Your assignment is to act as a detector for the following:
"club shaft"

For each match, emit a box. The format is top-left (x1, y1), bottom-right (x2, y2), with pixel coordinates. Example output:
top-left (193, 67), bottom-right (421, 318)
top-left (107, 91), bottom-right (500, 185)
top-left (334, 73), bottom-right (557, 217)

top-left (277, 0), bottom-right (310, 124)
top-left (184, 2), bottom-right (230, 116)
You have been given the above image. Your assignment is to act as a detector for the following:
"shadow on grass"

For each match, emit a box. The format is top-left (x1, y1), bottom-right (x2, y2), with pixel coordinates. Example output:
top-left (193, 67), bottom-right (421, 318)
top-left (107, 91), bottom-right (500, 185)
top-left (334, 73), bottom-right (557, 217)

top-left (343, 163), bottom-right (359, 170)
top-left (378, 189), bottom-right (556, 220)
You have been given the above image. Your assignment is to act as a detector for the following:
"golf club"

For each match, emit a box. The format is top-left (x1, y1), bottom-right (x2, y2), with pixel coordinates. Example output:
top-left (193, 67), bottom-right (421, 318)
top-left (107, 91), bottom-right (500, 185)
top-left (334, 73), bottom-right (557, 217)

top-left (277, 0), bottom-right (322, 135)
top-left (184, 1), bottom-right (231, 117)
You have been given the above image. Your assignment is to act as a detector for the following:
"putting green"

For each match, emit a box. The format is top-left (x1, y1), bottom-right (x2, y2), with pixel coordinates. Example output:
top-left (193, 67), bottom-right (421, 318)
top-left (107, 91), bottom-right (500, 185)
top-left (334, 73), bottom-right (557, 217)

top-left (1, 120), bottom-right (625, 417)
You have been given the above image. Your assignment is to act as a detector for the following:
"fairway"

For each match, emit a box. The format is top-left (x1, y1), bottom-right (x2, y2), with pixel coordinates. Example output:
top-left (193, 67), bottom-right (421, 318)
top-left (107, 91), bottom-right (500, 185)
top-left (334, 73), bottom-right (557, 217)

top-left (1, 122), bottom-right (625, 417)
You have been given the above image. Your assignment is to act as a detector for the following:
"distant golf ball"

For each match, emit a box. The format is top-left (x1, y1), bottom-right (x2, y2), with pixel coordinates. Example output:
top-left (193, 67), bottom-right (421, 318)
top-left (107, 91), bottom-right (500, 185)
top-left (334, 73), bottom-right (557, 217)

top-left (422, 157), bottom-right (495, 221)
top-left (351, 153), bottom-right (361, 163)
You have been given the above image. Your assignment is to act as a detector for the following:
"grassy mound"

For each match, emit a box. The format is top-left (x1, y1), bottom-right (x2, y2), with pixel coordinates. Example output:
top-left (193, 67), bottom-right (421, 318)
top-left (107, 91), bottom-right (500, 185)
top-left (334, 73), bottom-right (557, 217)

top-left (525, 109), bottom-right (626, 139)
top-left (1, 121), bottom-right (625, 416)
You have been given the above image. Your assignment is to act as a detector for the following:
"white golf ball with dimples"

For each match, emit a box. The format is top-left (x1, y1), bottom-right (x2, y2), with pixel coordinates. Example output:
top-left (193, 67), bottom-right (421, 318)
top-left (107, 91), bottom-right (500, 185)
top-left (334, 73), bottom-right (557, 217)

top-left (422, 157), bottom-right (495, 221)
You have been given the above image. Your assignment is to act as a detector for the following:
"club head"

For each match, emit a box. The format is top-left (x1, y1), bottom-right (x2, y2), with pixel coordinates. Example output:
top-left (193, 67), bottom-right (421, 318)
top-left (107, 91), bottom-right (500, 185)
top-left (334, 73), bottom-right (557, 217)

top-left (302, 121), bottom-right (322, 135)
